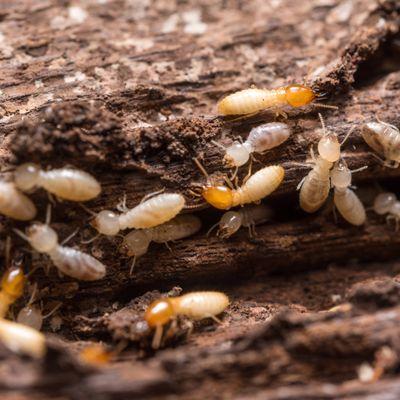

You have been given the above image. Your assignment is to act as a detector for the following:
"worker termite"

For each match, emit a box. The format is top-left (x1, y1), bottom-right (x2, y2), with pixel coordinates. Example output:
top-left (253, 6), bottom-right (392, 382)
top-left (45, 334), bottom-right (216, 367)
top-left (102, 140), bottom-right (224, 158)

top-left (91, 193), bottom-right (186, 236)
top-left (217, 84), bottom-right (336, 116)
top-left (14, 163), bottom-right (101, 201)
top-left (298, 114), bottom-right (343, 213)
top-left (0, 318), bottom-right (46, 358)
top-left (0, 181), bottom-right (37, 220)
top-left (14, 207), bottom-right (106, 281)
top-left (216, 122), bottom-right (291, 168)
top-left (194, 158), bottom-right (284, 210)
top-left (362, 121), bottom-right (400, 168)
top-left (331, 160), bottom-right (366, 226)
top-left (121, 214), bottom-right (202, 274)
top-left (373, 192), bottom-right (400, 229)
top-left (145, 291), bottom-right (229, 349)
top-left (208, 204), bottom-right (273, 238)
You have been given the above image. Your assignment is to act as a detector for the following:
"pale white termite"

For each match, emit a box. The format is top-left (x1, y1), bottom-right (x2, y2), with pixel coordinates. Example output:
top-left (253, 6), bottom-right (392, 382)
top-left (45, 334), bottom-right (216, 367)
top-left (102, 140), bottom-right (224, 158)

top-left (91, 193), bottom-right (186, 236)
top-left (209, 204), bottom-right (273, 238)
top-left (331, 160), bottom-right (366, 226)
top-left (14, 163), bottom-right (101, 201)
top-left (373, 192), bottom-right (400, 229)
top-left (298, 115), bottom-right (342, 213)
top-left (194, 158), bottom-right (284, 210)
top-left (219, 122), bottom-right (291, 168)
top-left (145, 291), bottom-right (229, 349)
top-left (0, 181), bottom-right (37, 220)
top-left (361, 121), bottom-right (400, 168)
top-left (0, 318), bottom-right (46, 358)
top-left (121, 214), bottom-right (201, 273)
top-left (14, 208), bottom-right (106, 281)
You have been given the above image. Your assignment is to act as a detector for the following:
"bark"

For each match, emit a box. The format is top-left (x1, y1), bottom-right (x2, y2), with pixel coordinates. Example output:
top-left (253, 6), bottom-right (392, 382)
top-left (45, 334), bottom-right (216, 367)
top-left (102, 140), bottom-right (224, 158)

top-left (1, 0), bottom-right (400, 399)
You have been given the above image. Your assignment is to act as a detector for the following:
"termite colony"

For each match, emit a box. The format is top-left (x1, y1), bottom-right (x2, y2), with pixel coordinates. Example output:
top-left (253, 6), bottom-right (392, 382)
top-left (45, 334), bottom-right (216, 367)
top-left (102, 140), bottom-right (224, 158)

top-left (0, 81), bottom-right (398, 355)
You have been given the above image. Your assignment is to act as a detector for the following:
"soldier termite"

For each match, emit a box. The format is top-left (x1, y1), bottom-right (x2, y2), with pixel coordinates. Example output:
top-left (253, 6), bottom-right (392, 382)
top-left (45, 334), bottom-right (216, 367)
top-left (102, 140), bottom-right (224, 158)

top-left (361, 121), bottom-right (400, 168)
top-left (0, 265), bottom-right (25, 318)
top-left (331, 160), bottom-right (366, 226)
top-left (0, 181), bottom-right (37, 220)
top-left (217, 84), bottom-right (336, 116)
top-left (215, 122), bottom-right (291, 168)
top-left (14, 163), bottom-right (101, 201)
top-left (145, 291), bottom-right (229, 349)
top-left (121, 214), bottom-right (202, 274)
top-left (0, 318), bottom-right (45, 358)
top-left (14, 206), bottom-right (106, 281)
top-left (208, 204), bottom-right (273, 238)
top-left (91, 193), bottom-right (186, 236)
top-left (373, 192), bottom-right (400, 230)
top-left (298, 114), bottom-right (345, 213)
top-left (193, 158), bottom-right (284, 210)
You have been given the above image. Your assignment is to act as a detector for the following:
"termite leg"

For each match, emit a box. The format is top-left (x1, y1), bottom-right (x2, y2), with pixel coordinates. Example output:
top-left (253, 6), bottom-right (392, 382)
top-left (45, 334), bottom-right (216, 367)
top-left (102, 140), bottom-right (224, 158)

top-left (47, 192), bottom-right (57, 206)
top-left (209, 315), bottom-right (223, 324)
top-left (274, 108), bottom-right (288, 119)
top-left (45, 204), bottom-right (52, 225)
top-left (164, 242), bottom-right (173, 253)
top-left (368, 152), bottom-right (399, 169)
top-left (242, 157), bottom-right (253, 185)
top-left (229, 166), bottom-right (239, 182)
top-left (296, 176), bottom-right (306, 191)
top-left (116, 194), bottom-right (129, 212)
top-left (61, 228), bottom-right (80, 246)
top-left (186, 320), bottom-right (194, 338)
top-left (81, 233), bottom-right (101, 244)
top-left (152, 325), bottom-right (164, 349)
top-left (129, 256), bottom-right (137, 276)
top-left (5, 236), bottom-right (11, 267)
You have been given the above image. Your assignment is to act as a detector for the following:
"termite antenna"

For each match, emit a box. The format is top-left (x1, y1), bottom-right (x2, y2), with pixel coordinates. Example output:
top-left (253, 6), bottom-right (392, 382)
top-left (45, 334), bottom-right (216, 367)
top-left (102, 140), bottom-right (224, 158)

top-left (206, 222), bottom-right (220, 237)
top-left (81, 233), bottom-right (101, 244)
top-left (313, 103), bottom-right (339, 110)
top-left (129, 257), bottom-right (137, 276)
top-left (340, 125), bottom-right (356, 146)
top-left (318, 113), bottom-right (327, 135)
top-left (13, 228), bottom-right (29, 243)
top-left (42, 301), bottom-right (62, 319)
top-left (211, 140), bottom-right (226, 151)
top-left (45, 204), bottom-right (52, 225)
top-left (78, 202), bottom-right (97, 217)
top-left (192, 157), bottom-right (210, 179)
top-left (61, 227), bottom-right (80, 246)
top-left (351, 165), bottom-right (368, 174)
top-left (27, 282), bottom-right (38, 306)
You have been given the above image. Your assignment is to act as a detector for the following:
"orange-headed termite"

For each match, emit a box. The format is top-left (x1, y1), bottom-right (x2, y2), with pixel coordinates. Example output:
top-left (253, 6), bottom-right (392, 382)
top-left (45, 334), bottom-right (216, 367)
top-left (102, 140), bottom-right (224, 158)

top-left (209, 204), bottom-right (273, 238)
top-left (361, 121), bottom-right (400, 168)
top-left (217, 122), bottom-right (291, 168)
top-left (194, 158), bottom-right (284, 210)
top-left (0, 266), bottom-right (25, 318)
top-left (14, 163), bottom-right (101, 201)
top-left (121, 214), bottom-right (201, 274)
top-left (217, 85), bottom-right (317, 116)
top-left (331, 160), bottom-right (366, 226)
top-left (0, 318), bottom-right (45, 358)
top-left (145, 291), bottom-right (229, 349)
top-left (14, 207), bottom-right (106, 281)
top-left (91, 193), bottom-right (186, 236)
top-left (0, 182), bottom-right (37, 220)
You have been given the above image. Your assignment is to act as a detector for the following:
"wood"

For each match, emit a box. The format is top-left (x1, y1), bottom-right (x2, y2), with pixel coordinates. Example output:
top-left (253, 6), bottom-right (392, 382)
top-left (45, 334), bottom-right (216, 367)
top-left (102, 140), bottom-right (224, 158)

top-left (1, 0), bottom-right (400, 399)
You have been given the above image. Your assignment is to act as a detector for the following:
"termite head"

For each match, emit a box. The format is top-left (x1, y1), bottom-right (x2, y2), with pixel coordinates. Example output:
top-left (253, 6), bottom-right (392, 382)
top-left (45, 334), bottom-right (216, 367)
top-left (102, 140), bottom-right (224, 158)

top-left (145, 298), bottom-right (175, 328)
top-left (318, 133), bottom-right (340, 162)
top-left (224, 142), bottom-right (250, 167)
top-left (331, 160), bottom-right (351, 189)
top-left (202, 185), bottom-right (234, 210)
top-left (285, 84), bottom-right (315, 107)
top-left (14, 163), bottom-right (41, 192)
top-left (17, 305), bottom-right (43, 331)
top-left (217, 211), bottom-right (242, 238)
top-left (27, 224), bottom-right (58, 253)
top-left (91, 210), bottom-right (120, 236)
top-left (1, 267), bottom-right (25, 298)
top-left (121, 230), bottom-right (150, 257)
top-left (374, 192), bottom-right (397, 215)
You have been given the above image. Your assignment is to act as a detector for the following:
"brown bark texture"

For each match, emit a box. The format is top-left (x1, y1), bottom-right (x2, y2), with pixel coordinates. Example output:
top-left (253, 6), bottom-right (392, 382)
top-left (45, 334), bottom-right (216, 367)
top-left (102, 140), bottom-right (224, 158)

top-left (1, 0), bottom-right (400, 399)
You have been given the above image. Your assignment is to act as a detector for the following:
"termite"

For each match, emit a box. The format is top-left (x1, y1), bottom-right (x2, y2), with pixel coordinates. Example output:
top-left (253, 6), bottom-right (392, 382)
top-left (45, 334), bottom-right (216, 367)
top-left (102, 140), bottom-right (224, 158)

top-left (14, 207), bottom-right (106, 281)
top-left (362, 121), bottom-right (400, 168)
top-left (145, 291), bottom-right (229, 349)
top-left (0, 181), bottom-right (37, 220)
top-left (298, 115), bottom-right (342, 213)
top-left (14, 163), bottom-right (101, 201)
top-left (91, 193), bottom-right (186, 236)
top-left (373, 192), bottom-right (400, 229)
top-left (208, 204), bottom-right (273, 238)
top-left (194, 158), bottom-right (284, 210)
top-left (217, 85), bottom-right (317, 116)
top-left (0, 318), bottom-right (45, 358)
top-left (217, 122), bottom-right (291, 168)
top-left (330, 160), bottom-right (366, 226)
top-left (121, 214), bottom-right (201, 273)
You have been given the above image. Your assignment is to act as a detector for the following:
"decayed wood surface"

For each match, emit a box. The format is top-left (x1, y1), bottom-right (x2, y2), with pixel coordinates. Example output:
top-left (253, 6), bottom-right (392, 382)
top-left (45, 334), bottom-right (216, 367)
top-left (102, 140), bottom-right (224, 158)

top-left (1, 0), bottom-right (400, 399)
